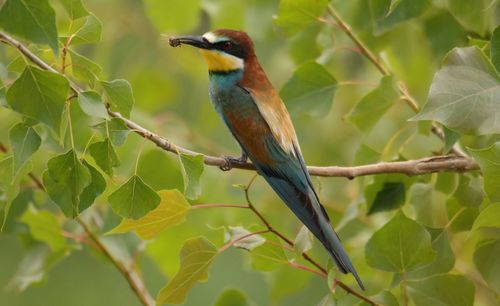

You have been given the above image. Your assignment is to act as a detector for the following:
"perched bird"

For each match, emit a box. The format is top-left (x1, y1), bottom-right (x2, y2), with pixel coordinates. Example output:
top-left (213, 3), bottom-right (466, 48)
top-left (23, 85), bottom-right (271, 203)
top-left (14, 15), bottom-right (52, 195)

top-left (169, 29), bottom-right (364, 290)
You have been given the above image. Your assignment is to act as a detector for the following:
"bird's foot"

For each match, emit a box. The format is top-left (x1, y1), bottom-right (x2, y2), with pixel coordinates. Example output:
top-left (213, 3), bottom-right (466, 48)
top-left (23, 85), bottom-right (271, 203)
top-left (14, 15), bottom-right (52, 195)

top-left (220, 152), bottom-right (248, 171)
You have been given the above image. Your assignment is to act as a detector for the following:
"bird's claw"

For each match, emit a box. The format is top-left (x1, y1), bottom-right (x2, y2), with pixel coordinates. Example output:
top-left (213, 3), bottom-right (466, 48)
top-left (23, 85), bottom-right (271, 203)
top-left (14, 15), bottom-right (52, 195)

top-left (219, 153), bottom-right (247, 171)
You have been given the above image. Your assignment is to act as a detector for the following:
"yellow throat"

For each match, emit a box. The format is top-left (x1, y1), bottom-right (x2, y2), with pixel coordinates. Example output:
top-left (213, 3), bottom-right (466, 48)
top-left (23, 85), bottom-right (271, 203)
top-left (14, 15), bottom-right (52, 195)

top-left (200, 49), bottom-right (244, 72)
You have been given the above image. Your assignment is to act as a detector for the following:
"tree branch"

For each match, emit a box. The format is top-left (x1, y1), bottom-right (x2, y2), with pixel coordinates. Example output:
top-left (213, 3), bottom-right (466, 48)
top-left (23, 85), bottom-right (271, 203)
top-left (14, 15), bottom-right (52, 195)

top-left (0, 31), bottom-right (479, 178)
top-left (109, 110), bottom-right (478, 177)
top-left (325, 5), bottom-right (468, 157)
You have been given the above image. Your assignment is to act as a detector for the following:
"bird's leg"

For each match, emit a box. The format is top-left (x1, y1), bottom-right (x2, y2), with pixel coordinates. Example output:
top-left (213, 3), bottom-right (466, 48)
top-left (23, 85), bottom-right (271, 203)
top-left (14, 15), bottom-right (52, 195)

top-left (220, 151), bottom-right (248, 171)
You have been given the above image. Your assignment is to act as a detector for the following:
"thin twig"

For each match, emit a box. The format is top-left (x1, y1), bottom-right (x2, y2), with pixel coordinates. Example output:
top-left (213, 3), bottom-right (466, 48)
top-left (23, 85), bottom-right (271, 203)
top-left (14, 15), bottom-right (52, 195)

top-left (325, 5), bottom-right (467, 157)
top-left (326, 6), bottom-right (390, 76)
top-left (0, 31), bottom-right (478, 178)
top-left (287, 260), bottom-right (325, 277)
top-left (76, 218), bottom-right (154, 306)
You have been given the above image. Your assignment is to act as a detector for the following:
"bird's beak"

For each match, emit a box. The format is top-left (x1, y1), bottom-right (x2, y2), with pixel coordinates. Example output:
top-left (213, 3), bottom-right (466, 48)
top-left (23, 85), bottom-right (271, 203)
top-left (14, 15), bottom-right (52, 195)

top-left (168, 35), bottom-right (210, 49)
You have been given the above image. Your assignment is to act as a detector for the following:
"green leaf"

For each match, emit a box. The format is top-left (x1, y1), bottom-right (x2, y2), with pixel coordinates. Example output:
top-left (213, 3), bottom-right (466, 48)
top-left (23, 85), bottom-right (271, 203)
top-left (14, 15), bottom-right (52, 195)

top-left (452, 174), bottom-right (483, 207)
top-left (407, 229), bottom-right (455, 279)
top-left (408, 274), bottom-right (474, 306)
top-left (0, 0), bottom-right (58, 55)
top-left (78, 91), bottom-right (107, 119)
top-left (448, 0), bottom-right (489, 36)
top-left (250, 235), bottom-right (288, 271)
top-left (108, 175), bottom-right (161, 219)
top-left (443, 125), bottom-right (460, 153)
top-left (469, 142), bottom-right (500, 202)
top-left (42, 150), bottom-right (91, 217)
top-left (93, 118), bottom-right (130, 146)
top-left (365, 211), bottom-right (436, 272)
top-left (179, 153), bottom-right (204, 200)
top-left (369, 182), bottom-right (406, 215)
top-left (472, 203), bottom-right (500, 231)
top-left (491, 24), bottom-right (500, 73)
top-left (354, 144), bottom-right (380, 165)
top-left (0, 87), bottom-right (7, 107)
top-left (9, 122), bottom-right (41, 176)
top-left (411, 182), bottom-right (452, 229)
top-left (0, 156), bottom-right (32, 230)
top-left (435, 172), bottom-right (459, 195)
top-left (71, 13), bottom-right (102, 45)
top-left (364, 173), bottom-right (413, 214)
top-left (59, 0), bottom-right (89, 19)
top-left (108, 190), bottom-right (190, 240)
top-left (280, 61), bottom-right (337, 117)
top-left (288, 24), bottom-right (322, 64)
top-left (1, 189), bottom-right (33, 233)
top-left (294, 225), bottom-right (313, 254)
top-left (89, 139), bottom-right (120, 176)
top-left (80, 160), bottom-right (106, 211)
top-left (156, 237), bottom-right (217, 305)
top-left (20, 206), bottom-right (66, 252)
top-left (214, 289), bottom-right (249, 306)
top-left (447, 198), bottom-right (479, 233)
top-left (224, 226), bottom-right (266, 251)
top-left (6, 56), bottom-right (26, 74)
top-left (6, 243), bottom-right (67, 292)
top-left (423, 11), bottom-right (467, 59)
top-left (144, 0), bottom-right (200, 32)
top-left (474, 239), bottom-right (500, 295)
top-left (371, 0), bottom-right (430, 35)
top-left (7, 66), bottom-right (69, 132)
top-left (412, 47), bottom-right (500, 135)
top-left (346, 76), bottom-right (399, 131)
top-left (274, 0), bottom-right (328, 36)
top-left (101, 79), bottom-right (134, 118)
top-left (69, 49), bottom-right (102, 87)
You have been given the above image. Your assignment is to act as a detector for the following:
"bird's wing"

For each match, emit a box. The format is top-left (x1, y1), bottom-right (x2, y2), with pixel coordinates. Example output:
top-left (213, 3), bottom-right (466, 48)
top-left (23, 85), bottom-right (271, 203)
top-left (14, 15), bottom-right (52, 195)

top-left (245, 86), bottom-right (300, 157)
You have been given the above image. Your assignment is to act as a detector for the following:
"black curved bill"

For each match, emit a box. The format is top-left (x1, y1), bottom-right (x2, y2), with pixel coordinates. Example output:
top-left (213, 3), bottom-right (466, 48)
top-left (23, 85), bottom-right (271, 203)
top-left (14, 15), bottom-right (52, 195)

top-left (168, 35), bottom-right (210, 49)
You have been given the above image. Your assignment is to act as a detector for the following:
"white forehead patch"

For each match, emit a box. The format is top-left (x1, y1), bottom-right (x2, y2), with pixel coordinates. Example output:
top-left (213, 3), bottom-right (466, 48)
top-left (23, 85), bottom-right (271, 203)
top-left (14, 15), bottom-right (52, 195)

top-left (202, 32), bottom-right (218, 43)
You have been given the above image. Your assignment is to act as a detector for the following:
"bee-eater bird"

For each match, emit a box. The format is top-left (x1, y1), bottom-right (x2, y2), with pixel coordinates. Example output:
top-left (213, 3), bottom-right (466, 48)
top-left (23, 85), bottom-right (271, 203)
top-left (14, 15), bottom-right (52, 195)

top-left (169, 29), bottom-right (364, 290)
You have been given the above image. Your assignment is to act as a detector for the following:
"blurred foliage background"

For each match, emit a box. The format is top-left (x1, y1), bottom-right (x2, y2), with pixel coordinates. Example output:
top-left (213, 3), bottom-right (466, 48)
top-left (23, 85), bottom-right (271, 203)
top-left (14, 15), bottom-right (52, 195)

top-left (0, 0), bottom-right (499, 305)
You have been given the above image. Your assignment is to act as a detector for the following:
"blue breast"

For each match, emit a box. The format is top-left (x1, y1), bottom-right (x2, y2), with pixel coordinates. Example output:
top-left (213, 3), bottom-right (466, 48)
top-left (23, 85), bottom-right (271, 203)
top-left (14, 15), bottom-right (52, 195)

top-left (207, 69), bottom-right (260, 125)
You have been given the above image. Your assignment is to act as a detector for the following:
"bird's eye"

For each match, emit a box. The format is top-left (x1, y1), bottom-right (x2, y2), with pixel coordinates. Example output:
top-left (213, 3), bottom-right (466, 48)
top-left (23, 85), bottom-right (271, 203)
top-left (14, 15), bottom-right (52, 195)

top-left (223, 41), bottom-right (233, 50)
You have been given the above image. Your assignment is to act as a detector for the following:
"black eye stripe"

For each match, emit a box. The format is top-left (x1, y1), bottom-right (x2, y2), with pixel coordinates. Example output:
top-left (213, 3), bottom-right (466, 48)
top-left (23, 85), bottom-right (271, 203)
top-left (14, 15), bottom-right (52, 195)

top-left (213, 41), bottom-right (247, 59)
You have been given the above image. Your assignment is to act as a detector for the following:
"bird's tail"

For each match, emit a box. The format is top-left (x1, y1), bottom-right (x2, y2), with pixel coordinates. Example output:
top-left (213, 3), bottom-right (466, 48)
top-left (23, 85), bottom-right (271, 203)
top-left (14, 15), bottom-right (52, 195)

top-left (257, 160), bottom-right (364, 290)
top-left (316, 210), bottom-right (365, 290)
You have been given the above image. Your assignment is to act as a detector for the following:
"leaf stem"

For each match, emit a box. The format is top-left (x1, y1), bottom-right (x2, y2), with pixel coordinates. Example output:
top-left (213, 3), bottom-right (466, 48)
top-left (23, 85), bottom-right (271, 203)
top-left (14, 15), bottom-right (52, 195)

top-left (134, 143), bottom-right (143, 175)
top-left (401, 271), bottom-right (409, 306)
top-left (66, 97), bottom-right (76, 150)
top-left (61, 35), bottom-right (75, 74)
